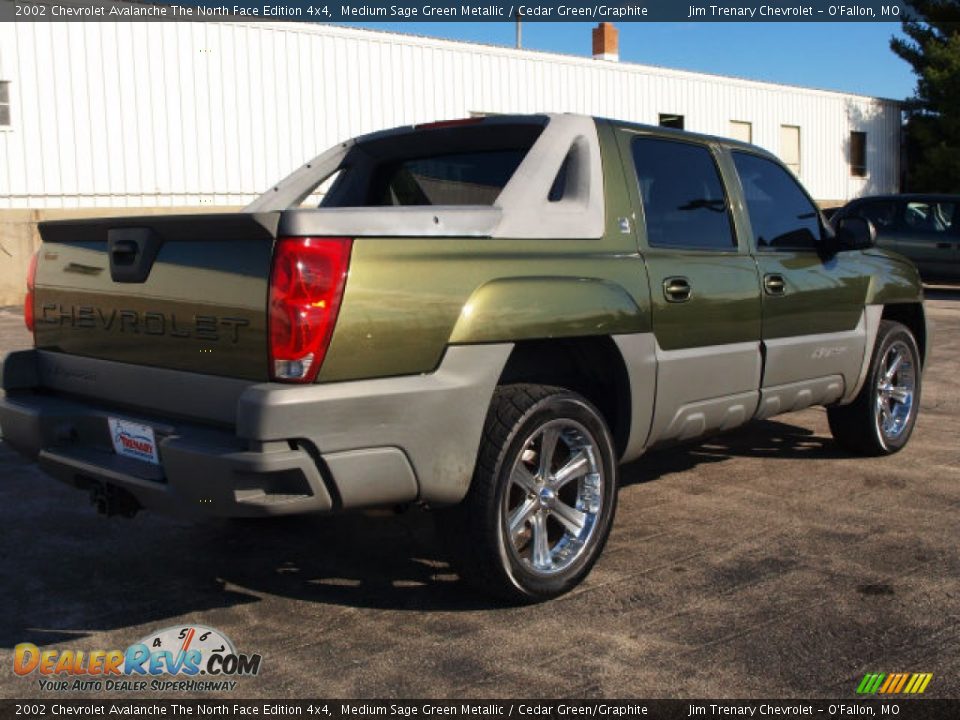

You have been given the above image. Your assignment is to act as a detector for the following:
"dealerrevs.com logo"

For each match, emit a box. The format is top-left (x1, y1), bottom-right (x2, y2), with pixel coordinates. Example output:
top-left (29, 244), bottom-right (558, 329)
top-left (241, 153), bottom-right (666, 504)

top-left (13, 625), bottom-right (262, 693)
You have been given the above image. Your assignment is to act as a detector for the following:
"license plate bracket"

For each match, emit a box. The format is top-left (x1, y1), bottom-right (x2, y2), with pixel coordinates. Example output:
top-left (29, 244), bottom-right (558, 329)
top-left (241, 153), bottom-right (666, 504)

top-left (107, 418), bottom-right (160, 465)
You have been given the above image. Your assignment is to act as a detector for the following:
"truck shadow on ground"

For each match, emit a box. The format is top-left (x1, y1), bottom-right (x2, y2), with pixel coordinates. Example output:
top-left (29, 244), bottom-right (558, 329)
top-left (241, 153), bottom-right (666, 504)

top-left (1, 416), bottom-right (853, 646)
top-left (619, 416), bottom-right (847, 488)
top-left (204, 419), bottom-right (849, 610)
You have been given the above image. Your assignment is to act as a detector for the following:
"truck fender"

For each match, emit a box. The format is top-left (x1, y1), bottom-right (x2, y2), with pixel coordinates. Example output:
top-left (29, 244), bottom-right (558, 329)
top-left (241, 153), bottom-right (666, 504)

top-left (449, 277), bottom-right (646, 344)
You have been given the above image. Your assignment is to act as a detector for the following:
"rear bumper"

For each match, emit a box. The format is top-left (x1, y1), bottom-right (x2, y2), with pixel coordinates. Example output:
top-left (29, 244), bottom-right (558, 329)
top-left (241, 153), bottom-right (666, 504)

top-left (0, 346), bottom-right (511, 518)
top-left (0, 388), bottom-right (368, 518)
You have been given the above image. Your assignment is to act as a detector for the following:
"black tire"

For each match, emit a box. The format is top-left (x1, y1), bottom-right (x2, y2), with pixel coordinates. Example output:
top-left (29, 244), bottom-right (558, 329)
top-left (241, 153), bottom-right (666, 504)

top-left (439, 384), bottom-right (619, 603)
top-left (827, 320), bottom-right (922, 456)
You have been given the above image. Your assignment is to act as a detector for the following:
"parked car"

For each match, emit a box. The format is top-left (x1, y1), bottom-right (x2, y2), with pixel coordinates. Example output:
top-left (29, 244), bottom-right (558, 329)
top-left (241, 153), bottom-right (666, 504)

top-left (832, 194), bottom-right (960, 283)
top-left (0, 114), bottom-right (930, 601)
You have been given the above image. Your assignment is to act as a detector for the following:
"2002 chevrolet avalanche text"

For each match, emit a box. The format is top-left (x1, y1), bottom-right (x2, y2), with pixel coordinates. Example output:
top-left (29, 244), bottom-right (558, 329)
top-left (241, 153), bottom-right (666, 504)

top-left (0, 114), bottom-right (929, 601)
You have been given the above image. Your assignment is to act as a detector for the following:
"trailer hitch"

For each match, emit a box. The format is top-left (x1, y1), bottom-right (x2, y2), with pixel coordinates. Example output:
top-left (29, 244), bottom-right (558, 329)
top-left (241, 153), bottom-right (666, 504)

top-left (88, 482), bottom-right (141, 518)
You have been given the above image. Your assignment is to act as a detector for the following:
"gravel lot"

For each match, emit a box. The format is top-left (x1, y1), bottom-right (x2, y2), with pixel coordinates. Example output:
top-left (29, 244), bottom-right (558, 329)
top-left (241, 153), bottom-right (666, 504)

top-left (1, 292), bottom-right (958, 700)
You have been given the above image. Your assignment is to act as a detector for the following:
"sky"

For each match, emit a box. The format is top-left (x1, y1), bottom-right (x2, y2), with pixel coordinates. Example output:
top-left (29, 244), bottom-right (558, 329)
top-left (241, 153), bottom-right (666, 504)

top-left (340, 21), bottom-right (918, 101)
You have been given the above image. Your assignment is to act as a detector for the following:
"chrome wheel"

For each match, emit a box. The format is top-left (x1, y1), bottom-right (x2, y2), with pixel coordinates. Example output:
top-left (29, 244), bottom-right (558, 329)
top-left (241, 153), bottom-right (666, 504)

top-left (446, 384), bottom-right (618, 601)
top-left (828, 321), bottom-right (922, 457)
top-left (501, 419), bottom-right (604, 576)
top-left (875, 339), bottom-right (916, 442)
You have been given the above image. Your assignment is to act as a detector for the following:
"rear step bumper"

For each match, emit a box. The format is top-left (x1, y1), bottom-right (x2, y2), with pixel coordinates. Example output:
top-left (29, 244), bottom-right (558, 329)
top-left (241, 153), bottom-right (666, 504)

top-left (0, 345), bottom-right (511, 518)
top-left (0, 388), bottom-right (338, 518)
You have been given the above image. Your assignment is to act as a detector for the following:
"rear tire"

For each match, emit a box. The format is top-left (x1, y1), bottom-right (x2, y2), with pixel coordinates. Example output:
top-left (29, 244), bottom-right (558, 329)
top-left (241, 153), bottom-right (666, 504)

top-left (440, 384), bottom-right (618, 603)
top-left (827, 320), bottom-right (921, 456)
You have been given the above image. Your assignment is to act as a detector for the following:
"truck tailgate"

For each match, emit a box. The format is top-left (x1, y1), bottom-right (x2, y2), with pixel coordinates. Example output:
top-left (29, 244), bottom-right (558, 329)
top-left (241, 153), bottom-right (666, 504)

top-left (32, 213), bottom-right (278, 381)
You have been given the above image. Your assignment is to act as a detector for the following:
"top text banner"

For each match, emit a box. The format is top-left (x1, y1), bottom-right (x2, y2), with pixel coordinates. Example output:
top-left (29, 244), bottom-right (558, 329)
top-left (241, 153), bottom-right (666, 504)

top-left (3, 0), bottom-right (941, 23)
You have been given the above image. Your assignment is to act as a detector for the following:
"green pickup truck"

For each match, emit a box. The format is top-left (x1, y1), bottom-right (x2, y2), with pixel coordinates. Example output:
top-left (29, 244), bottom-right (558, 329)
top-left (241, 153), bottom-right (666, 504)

top-left (0, 114), bottom-right (929, 601)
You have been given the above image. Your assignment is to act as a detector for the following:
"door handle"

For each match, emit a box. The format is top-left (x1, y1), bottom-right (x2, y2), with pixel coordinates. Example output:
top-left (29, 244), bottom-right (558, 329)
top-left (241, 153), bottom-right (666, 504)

top-left (663, 276), bottom-right (691, 303)
top-left (936, 242), bottom-right (951, 249)
top-left (764, 274), bottom-right (786, 296)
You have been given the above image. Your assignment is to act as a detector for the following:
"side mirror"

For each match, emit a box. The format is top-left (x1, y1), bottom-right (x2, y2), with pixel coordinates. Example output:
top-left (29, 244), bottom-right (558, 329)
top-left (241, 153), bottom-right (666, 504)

top-left (833, 215), bottom-right (876, 251)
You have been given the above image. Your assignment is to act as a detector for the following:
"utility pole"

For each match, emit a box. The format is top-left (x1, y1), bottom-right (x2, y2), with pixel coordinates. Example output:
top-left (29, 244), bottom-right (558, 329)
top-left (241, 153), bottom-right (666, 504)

top-left (516, 11), bottom-right (522, 49)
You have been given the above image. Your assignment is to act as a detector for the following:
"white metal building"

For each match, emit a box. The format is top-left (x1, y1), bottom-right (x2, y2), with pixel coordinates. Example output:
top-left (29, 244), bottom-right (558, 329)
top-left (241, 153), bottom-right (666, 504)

top-left (0, 20), bottom-right (902, 211)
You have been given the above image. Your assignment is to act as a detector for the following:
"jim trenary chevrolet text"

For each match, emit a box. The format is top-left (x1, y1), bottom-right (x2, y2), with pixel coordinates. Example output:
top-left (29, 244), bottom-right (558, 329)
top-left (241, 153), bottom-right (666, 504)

top-left (0, 114), bottom-right (929, 601)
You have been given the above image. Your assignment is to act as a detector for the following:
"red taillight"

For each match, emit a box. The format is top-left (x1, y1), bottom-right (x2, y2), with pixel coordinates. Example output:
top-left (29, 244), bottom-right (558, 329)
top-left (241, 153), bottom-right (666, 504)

top-left (268, 237), bottom-right (352, 383)
top-left (24, 250), bottom-right (38, 334)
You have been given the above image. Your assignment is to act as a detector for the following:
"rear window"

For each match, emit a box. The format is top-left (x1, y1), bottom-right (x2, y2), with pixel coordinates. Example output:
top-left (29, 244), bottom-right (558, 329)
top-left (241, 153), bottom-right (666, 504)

top-left (318, 121), bottom-right (545, 208)
top-left (371, 150), bottom-right (528, 206)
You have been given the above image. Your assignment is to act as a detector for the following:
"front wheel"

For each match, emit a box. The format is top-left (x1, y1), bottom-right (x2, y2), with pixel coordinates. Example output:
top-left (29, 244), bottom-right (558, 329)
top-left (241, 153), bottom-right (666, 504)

top-left (828, 320), bottom-right (922, 456)
top-left (440, 384), bottom-right (619, 602)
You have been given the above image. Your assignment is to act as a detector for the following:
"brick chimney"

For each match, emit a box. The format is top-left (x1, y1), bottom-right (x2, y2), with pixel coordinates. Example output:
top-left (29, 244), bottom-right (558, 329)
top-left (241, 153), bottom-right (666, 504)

top-left (592, 23), bottom-right (619, 62)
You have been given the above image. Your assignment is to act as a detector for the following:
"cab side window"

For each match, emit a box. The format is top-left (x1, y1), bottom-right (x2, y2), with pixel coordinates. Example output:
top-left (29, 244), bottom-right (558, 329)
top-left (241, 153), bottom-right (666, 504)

top-left (855, 200), bottom-right (899, 230)
top-left (632, 137), bottom-right (736, 251)
top-left (732, 151), bottom-right (822, 251)
top-left (904, 201), bottom-right (955, 234)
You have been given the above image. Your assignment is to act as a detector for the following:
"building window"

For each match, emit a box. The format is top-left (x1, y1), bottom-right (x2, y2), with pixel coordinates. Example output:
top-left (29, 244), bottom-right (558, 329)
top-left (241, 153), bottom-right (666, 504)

top-left (780, 125), bottom-right (801, 176)
top-left (850, 131), bottom-right (867, 177)
top-left (658, 113), bottom-right (684, 130)
top-left (729, 120), bottom-right (752, 144)
top-left (0, 82), bottom-right (10, 127)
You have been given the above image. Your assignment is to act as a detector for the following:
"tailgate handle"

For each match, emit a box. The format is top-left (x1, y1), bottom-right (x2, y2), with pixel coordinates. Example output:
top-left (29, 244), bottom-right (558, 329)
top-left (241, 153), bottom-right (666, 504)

top-left (111, 240), bottom-right (139, 264)
top-left (937, 242), bottom-right (951, 250)
top-left (107, 228), bottom-right (162, 283)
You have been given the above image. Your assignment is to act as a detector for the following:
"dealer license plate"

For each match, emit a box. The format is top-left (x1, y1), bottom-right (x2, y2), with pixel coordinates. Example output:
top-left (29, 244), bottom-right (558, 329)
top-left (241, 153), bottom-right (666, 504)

top-left (107, 418), bottom-right (160, 465)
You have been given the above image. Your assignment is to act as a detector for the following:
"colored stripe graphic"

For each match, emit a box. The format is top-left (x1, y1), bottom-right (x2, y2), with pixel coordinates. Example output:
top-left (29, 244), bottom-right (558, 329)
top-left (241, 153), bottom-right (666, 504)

top-left (856, 673), bottom-right (885, 694)
top-left (892, 673), bottom-right (909, 693)
top-left (857, 672), bottom-right (931, 694)
top-left (879, 674), bottom-right (897, 693)
top-left (880, 673), bottom-right (908, 693)
top-left (905, 673), bottom-right (933, 694)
